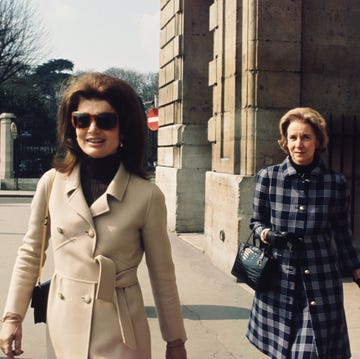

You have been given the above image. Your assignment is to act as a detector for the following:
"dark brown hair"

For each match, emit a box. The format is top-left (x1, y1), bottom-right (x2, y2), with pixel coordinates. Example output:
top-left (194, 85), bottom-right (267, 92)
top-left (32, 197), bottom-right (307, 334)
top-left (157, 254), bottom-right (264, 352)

top-left (278, 107), bottom-right (329, 154)
top-left (53, 72), bottom-right (148, 178)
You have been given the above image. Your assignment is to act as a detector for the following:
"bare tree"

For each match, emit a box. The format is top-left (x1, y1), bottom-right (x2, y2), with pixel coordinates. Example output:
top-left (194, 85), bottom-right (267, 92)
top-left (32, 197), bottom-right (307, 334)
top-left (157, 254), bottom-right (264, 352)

top-left (104, 67), bottom-right (159, 104)
top-left (0, 0), bottom-right (45, 84)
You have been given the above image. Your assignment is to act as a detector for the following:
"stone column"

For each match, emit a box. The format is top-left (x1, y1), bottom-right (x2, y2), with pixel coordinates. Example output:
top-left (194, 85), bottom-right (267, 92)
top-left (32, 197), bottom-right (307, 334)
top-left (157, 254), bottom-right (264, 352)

top-left (0, 113), bottom-right (17, 179)
top-left (156, 0), bottom-right (212, 232)
top-left (205, 0), bottom-right (245, 271)
top-left (240, 0), bottom-right (302, 175)
top-left (205, 0), bottom-right (302, 272)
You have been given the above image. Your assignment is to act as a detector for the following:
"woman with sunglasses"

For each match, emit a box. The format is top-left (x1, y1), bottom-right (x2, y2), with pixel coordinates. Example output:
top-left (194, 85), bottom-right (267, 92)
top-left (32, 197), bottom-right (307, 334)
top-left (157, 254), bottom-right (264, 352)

top-left (0, 73), bottom-right (187, 359)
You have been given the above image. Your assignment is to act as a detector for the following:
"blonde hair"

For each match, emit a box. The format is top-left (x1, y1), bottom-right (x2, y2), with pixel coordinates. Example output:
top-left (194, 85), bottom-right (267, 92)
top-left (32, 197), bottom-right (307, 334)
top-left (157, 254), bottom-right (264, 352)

top-left (278, 107), bottom-right (329, 154)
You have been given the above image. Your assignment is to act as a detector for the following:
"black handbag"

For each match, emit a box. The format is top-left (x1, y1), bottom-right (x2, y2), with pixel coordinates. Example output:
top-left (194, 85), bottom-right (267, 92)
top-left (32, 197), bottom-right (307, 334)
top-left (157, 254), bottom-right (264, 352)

top-left (231, 233), bottom-right (275, 291)
top-left (30, 172), bottom-right (55, 324)
top-left (31, 280), bottom-right (51, 323)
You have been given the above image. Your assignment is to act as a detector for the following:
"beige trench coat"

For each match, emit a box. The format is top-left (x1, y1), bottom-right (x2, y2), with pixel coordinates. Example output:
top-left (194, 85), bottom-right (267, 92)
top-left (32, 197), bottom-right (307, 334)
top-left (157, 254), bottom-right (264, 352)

top-left (4, 164), bottom-right (186, 358)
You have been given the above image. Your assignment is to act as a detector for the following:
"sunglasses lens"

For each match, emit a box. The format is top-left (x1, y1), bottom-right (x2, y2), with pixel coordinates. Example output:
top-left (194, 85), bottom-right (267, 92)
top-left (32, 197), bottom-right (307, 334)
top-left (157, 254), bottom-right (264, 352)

top-left (72, 112), bottom-right (118, 130)
top-left (72, 113), bottom-right (91, 128)
top-left (95, 113), bottom-right (118, 130)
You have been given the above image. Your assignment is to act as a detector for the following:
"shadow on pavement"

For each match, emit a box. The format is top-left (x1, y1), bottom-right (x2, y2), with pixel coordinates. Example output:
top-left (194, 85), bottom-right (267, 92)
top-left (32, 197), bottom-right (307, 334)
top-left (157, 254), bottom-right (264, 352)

top-left (145, 305), bottom-right (250, 320)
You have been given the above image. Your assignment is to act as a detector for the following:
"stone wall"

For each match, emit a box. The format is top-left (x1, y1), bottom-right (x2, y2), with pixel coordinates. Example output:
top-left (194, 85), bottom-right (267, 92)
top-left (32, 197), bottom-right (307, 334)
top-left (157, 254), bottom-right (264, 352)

top-left (301, 1), bottom-right (360, 115)
top-left (156, 0), bottom-right (212, 232)
top-left (159, 0), bottom-right (360, 273)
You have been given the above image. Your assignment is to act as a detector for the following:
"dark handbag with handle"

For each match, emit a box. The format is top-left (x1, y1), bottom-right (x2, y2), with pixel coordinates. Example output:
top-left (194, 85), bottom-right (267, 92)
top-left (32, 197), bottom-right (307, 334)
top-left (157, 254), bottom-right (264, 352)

top-left (231, 233), bottom-right (275, 291)
top-left (30, 171), bottom-right (55, 324)
top-left (31, 280), bottom-right (51, 323)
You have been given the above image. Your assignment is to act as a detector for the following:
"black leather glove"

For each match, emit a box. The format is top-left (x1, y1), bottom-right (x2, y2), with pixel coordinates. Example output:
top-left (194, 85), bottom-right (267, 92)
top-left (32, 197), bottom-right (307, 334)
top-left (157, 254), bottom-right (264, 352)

top-left (266, 231), bottom-right (304, 250)
top-left (287, 235), bottom-right (305, 250)
top-left (266, 231), bottom-right (289, 248)
top-left (353, 277), bottom-right (360, 288)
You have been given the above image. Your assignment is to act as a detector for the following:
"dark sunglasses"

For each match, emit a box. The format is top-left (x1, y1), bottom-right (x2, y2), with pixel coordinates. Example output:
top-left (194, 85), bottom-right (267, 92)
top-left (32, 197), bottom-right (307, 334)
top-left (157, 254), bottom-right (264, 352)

top-left (71, 112), bottom-right (118, 130)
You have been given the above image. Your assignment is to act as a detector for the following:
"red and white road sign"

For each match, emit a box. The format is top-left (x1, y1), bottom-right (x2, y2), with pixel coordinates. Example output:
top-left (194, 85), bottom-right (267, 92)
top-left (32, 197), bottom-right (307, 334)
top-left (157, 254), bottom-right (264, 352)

top-left (147, 108), bottom-right (159, 131)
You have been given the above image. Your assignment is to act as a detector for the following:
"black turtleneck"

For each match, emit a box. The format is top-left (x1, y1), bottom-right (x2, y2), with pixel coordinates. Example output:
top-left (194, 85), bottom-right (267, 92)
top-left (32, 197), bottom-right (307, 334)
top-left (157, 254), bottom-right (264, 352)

top-left (80, 153), bottom-right (121, 206)
top-left (289, 155), bottom-right (320, 197)
top-left (289, 155), bottom-right (319, 175)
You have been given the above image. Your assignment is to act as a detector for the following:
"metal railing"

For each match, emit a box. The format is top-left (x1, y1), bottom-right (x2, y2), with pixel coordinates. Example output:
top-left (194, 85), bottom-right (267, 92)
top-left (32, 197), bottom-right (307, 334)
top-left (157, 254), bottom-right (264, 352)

top-left (14, 142), bottom-right (57, 179)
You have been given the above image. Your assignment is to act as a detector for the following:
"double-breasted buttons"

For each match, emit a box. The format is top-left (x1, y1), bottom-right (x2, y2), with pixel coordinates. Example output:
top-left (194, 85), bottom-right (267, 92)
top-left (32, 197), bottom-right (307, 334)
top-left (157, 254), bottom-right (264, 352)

top-left (57, 227), bottom-right (64, 234)
top-left (299, 205), bottom-right (306, 211)
top-left (310, 300), bottom-right (317, 306)
top-left (58, 292), bottom-right (92, 303)
top-left (304, 269), bottom-right (311, 275)
top-left (81, 295), bottom-right (92, 304)
top-left (87, 229), bottom-right (95, 238)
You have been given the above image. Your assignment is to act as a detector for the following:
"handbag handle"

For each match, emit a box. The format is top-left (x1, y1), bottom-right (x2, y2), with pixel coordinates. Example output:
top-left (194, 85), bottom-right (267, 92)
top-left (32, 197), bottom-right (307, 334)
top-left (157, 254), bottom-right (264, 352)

top-left (237, 233), bottom-right (256, 253)
top-left (243, 232), bottom-right (272, 253)
top-left (244, 232), bottom-right (260, 246)
top-left (37, 171), bottom-right (56, 286)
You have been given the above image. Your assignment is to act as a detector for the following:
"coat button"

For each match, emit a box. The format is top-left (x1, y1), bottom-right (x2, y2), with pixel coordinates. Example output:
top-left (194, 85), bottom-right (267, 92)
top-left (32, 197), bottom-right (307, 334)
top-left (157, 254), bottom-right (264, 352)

top-left (310, 300), bottom-right (317, 306)
top-left (304, 269), bottom-right (311, 275)
top-left (81, 295), bottom-right (92, 304)
top-left (58, 292), bottom-right (65, 300)
top-left (299, 205), bottom-right (305, 211)
top-left (87, 229), bottom-right (95, 238)
top-left (57, 227), bottom-right (64, 234)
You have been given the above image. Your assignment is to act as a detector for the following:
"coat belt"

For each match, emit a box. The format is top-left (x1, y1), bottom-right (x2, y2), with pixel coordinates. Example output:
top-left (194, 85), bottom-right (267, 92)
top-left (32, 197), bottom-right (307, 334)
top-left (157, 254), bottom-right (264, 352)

top-left (95, 255), bottom-right (138, 349)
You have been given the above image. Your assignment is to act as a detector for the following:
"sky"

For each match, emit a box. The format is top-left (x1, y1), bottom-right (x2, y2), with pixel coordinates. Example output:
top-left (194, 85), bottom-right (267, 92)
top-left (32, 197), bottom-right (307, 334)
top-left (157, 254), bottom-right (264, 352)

top-left (33, 0), bottom-right (160, 73)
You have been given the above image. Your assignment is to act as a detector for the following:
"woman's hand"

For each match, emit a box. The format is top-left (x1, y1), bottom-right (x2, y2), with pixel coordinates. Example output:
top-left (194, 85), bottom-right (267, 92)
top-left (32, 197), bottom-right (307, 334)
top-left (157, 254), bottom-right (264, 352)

top-left (260, 228), bottom-right (270, 243)
top-left (166, 339), bottom-right (187, 359)
top-left (0, 313), bottom-right (23, 358)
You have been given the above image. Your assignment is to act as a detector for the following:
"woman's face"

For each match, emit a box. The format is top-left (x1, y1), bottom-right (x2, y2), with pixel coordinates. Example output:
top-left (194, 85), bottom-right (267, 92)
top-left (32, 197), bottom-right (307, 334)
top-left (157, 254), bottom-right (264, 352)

top-left (286, 120), bottom-right (319, 166)
top-left (74, 98), bottom-right (120, 158)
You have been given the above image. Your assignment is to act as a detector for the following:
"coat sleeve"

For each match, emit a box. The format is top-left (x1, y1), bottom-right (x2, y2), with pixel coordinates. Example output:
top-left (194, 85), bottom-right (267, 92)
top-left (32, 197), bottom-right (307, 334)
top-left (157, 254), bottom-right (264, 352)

top-left (249, 168), bottom-right (271, 238)
top-left (3, 169), bottom-right (54, 318)
top-left (331, 173), bottom-right (360, 274)
top-left (141, 185), bottom-right (187, 343)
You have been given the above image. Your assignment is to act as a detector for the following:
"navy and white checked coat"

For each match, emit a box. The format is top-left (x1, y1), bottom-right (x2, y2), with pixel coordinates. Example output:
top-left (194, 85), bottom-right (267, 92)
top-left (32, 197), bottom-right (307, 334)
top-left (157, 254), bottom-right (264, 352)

top-left (247, 156), bottom-right (360, 359)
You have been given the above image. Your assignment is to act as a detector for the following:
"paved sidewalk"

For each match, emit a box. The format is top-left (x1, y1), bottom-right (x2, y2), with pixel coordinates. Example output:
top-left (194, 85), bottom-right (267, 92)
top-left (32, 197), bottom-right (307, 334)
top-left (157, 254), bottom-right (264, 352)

top-left (0, 190), bottom-right (34, 197)
top-left (0, 196), bottom-right (359, 358)
top-left (179, 234), bottom-right (360, 359)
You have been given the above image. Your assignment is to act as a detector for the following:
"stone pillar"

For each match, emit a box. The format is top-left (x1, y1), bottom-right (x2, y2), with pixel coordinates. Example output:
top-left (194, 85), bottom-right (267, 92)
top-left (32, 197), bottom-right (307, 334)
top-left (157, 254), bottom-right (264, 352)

top-left (0, 113), bottom-right (17, 179)
top-left (205, 0), bottom-right (302, 272)
top-left (240, 0), bottom-right (302, 175)
top-left (205, 0), bottom-right (244, 271)
top-left (207, 0), bottom-right (242, 174)
top-left (156, 0), bottom-right (212, 232)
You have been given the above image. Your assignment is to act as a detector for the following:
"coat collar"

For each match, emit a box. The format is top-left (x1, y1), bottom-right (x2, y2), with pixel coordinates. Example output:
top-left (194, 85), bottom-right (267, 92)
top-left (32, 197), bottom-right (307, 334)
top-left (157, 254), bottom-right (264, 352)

top-left (281, 155), bottom-right (325, 178)
top-left (65, 163), bottom-right (130, 219)
top-left (89, 164), bottom-right (130, 217)
top-left (105, 163), bottom-right (130, 202)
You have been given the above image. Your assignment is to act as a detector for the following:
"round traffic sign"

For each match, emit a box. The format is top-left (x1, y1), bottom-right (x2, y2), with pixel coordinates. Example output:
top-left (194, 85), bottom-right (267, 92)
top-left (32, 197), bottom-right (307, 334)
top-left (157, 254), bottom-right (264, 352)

top-left (147, 108), bottom-right (159, 131)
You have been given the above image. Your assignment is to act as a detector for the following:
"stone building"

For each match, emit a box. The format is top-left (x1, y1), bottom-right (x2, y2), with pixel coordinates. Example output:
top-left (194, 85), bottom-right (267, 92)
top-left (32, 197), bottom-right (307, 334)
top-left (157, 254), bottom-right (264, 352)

top-left (157, 0), bottom-right (360, 273)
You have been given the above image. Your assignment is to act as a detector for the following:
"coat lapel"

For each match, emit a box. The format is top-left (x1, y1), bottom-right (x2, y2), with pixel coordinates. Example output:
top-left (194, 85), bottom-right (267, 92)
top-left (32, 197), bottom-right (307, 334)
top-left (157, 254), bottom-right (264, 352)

top-left (65, 163), bottom-right (130, 221)
top-left (65, 165), bottom-right (94, 227)
top-left (90, 164), bottom-right (130, 217)
top-left (107, 164), bottom-right (130, 201)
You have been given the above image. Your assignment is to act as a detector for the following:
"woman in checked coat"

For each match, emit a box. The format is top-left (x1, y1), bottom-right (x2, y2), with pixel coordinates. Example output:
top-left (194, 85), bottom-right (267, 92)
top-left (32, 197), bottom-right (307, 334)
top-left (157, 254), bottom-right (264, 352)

top-left (0, 73), bottom-right (187, 359)
top-left (247, 107), bottom-right (360, 358)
